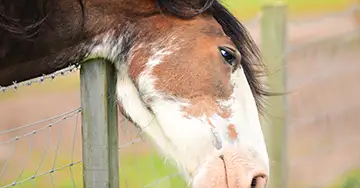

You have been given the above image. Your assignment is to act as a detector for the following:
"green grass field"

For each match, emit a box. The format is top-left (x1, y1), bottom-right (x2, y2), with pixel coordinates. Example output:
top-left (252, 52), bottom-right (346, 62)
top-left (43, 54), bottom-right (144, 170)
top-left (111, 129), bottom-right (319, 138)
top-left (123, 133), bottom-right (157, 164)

top-left (332, 168), bottom-right (360, 188)
top-left (1, 154), bottom-right (185, 188)
top-left (1, 0), bottom-right (358, 187)
top-left (225, 0), bottom-right (354, 20)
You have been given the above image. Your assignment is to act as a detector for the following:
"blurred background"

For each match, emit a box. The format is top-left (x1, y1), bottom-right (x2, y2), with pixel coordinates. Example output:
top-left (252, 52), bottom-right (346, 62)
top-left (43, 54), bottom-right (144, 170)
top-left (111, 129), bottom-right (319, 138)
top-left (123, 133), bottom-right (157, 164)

top-left (0, 0), bottom-right (360, 187)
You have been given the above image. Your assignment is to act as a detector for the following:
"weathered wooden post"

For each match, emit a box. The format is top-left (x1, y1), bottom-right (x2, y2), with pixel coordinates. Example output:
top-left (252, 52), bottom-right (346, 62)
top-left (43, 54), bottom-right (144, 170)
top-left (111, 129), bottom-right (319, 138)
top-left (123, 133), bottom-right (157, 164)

top-left (80, 59), bottom-right (119, 188)
top-left (260, 1), bottom-right (288, 188)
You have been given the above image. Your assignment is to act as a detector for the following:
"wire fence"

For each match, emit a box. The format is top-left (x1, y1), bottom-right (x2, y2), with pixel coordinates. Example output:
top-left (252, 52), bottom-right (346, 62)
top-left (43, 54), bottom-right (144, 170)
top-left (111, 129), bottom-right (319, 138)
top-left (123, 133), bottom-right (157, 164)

top-left (0, 1), bottom-right (359, 188)
top-left (256, 2), bottom-right (360, 188)
top-left (0, 107), bottom-right (82, 188)
top-left (117, 117), bottom-right (185, 188)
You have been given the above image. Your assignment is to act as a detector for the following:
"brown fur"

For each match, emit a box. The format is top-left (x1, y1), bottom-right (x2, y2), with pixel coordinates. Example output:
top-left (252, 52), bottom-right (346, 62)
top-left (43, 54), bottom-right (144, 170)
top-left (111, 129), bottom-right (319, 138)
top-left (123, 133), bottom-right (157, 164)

top-left (0, 0), bottom-right (267, 117)
top-left (125, 15), bottom-right (241, 119)
top-left (227, 124), bottom-right (238, 141)
top-left (151, 18), bottom-right (234, 101)
top-left (139, 17), bottom-right (239, 118)
top-left (0, 0), bottom-right (268, 118)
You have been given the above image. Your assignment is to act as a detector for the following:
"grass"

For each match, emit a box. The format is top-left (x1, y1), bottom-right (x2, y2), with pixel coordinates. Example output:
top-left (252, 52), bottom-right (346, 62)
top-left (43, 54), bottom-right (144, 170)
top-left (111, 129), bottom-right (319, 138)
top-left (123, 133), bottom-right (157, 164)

top-left (1, 0), bottom-right (357, 187)
top-left (224, 0), bottom-right (354, 20)
top-left (1, 153), bottom-right (186, 188)
top-left (332, 168), bottom-right (360, 188)
top-left (118, 154), bottom-right (187, 188)
top-left (0, 151), bottom-right (83, 188)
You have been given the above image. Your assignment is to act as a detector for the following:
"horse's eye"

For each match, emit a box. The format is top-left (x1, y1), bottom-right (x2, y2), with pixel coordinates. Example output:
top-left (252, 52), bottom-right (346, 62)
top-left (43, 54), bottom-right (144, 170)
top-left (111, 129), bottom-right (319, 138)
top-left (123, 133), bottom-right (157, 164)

top-left (219, 46), bottom-right (236, 67)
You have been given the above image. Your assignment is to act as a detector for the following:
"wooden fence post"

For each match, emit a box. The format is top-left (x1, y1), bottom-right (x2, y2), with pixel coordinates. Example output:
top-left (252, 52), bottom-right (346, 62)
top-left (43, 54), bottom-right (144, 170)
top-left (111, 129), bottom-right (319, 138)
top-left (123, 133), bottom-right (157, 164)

top-left (260, 2), bottom-right (288, 188)
top-left (80, 59), bottom-right (119, 188)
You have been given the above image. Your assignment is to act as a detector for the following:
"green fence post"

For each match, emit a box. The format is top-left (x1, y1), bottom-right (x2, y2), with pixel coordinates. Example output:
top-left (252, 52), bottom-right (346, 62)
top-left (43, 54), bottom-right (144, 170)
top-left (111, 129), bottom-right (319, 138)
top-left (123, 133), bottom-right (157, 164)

top-left (260, 2), bottom-right (288, 188)
top-left (80, 59), bottom-right (119, 188)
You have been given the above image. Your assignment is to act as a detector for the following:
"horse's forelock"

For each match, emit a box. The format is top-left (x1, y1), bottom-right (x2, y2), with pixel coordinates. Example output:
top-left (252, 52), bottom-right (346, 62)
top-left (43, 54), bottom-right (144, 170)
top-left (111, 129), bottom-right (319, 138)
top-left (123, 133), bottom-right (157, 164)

top-left (157, 0), bottom-right (215, 19)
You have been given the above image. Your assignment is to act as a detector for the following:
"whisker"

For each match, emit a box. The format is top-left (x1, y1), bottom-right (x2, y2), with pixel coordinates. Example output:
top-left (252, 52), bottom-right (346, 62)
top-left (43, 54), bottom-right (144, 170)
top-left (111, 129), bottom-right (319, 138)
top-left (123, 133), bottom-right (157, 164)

top-left (219, 155), bottom-right (230, 188)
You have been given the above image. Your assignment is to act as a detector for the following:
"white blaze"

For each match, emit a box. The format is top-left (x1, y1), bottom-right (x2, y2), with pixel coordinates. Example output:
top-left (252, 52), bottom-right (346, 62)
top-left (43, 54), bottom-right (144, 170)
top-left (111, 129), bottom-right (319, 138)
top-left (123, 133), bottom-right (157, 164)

top-left (114, 46), bottom-right (269, 184)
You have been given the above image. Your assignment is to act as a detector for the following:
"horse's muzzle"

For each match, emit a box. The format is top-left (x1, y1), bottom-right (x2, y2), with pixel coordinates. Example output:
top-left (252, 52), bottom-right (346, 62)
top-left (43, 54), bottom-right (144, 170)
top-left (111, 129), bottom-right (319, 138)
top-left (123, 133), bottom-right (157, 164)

top-left (192, 145), bottom-right (268, 188)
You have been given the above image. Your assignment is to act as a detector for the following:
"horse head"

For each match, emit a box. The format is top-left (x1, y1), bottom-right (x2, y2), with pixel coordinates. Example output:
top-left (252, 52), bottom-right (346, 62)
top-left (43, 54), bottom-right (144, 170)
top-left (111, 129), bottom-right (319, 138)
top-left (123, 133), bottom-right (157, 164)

top-left (111, 1), bottom-right (270, 187)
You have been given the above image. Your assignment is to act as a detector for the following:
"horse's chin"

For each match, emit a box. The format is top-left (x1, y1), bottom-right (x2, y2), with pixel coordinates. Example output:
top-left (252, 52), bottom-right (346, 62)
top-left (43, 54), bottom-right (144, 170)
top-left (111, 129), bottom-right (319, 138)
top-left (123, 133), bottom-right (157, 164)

top-left (191, 145), bottom-right (269, 188)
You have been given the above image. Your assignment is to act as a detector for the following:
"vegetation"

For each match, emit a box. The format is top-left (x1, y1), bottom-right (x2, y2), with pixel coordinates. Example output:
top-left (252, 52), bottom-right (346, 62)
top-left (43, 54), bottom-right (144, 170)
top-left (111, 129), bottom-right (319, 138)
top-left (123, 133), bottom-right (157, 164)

top-left (332, 168), bottom-right (360, 188)
top-left (225, 0), bottom-right (353, 20)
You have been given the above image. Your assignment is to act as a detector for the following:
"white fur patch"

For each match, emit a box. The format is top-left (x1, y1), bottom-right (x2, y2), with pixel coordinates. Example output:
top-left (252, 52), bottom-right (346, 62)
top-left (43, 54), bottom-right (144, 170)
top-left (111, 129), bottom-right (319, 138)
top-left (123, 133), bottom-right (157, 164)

top-left (225, 68), bottom-right (270, 173)
top-left (116, 47), bottom-right (220, 181)
top-left (89, 30), bottom-right (122, 61)
top-left (87, 28), bottom-right (135, 63)
top-left (115, 37), bottom-right (269, 185)
top-left (137, 48), bottom-right (173, 103)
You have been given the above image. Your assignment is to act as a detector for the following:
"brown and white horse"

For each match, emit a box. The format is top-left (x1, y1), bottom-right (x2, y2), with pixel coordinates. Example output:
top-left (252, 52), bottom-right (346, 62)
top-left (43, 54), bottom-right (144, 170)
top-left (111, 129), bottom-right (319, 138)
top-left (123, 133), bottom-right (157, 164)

top-left (0, 0), bottom-right (270, 187)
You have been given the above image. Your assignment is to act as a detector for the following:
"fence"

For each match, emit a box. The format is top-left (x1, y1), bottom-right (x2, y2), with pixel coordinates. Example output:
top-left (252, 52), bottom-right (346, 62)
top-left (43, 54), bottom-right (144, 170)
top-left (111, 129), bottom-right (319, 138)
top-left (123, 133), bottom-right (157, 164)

top-left (257, 2), bottom-right (360, 188)
top-left (0, 65), bottom-right (84, 188)
top-left (1, 1), bottom-right (360, 188)
top-left (0, 58), bottom-right (185, 187)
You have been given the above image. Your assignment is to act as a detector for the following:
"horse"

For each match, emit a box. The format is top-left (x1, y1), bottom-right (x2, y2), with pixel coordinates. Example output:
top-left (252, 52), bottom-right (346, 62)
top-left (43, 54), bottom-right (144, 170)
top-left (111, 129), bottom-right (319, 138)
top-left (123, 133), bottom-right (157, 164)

top-left (0, 0), bottom-right (270, 187)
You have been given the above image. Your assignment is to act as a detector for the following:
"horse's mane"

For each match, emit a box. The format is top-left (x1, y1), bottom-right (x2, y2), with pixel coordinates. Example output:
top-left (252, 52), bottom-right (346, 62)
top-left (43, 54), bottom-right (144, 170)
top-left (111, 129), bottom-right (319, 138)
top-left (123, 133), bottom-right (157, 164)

top-left (0, 0), bottom-right (268, 112)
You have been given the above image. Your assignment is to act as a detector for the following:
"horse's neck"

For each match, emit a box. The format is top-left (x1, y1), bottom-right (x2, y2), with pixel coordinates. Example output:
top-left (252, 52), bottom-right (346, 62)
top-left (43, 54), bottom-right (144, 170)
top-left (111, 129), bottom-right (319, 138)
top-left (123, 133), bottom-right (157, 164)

top-left (0, 0), bottom-right (160, 86)
top-left (0, 0), bottom-right (157, 66)
top-left (84, 0), bottom-right (158, 35)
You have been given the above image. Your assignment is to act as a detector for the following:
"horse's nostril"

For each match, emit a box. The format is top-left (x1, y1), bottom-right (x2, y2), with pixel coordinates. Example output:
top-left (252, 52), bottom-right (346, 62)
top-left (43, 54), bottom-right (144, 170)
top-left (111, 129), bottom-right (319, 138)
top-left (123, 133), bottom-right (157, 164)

top-left (251, 177), bottom-right (257, 187)
top-left (250, 175), bottom-right (267, 188)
